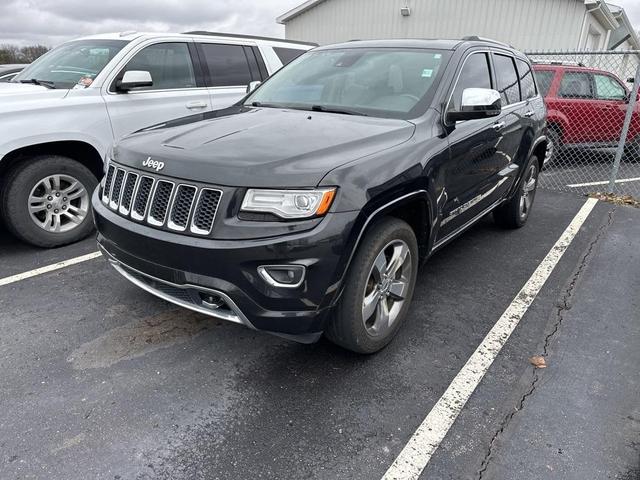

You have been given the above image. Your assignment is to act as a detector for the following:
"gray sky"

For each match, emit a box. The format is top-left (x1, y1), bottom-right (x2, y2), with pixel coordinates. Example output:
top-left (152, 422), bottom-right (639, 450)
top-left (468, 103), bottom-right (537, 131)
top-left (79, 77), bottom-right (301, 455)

top-left (1, 0), bottom-right (639, 47)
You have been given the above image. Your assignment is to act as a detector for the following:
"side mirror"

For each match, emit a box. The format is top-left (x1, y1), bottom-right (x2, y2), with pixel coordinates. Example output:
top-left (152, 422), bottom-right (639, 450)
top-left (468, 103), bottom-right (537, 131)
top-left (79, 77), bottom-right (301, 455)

top-left (246, 80), bottom-right (262, 94)
top-left (447, 88), bottom-right (501, 122)
top-left (116, 70), bottom-right (153, 92)
top-left (627, 77), bottom-right (635, 84)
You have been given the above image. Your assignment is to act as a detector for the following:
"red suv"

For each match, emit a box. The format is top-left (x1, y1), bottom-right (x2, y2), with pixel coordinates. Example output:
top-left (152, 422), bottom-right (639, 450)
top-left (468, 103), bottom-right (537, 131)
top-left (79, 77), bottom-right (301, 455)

top-left (532, 63), bottom-right (639, 164)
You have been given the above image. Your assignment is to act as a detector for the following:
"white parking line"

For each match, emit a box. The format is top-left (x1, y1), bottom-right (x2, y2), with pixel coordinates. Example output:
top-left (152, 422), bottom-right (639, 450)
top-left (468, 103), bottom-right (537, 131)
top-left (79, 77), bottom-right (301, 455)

top-left (0, 251), bottom-right (102, 287)
top-left (567, 176), bottom-right (640, 188)
top-left (382, 197), bottom-right (599, 480)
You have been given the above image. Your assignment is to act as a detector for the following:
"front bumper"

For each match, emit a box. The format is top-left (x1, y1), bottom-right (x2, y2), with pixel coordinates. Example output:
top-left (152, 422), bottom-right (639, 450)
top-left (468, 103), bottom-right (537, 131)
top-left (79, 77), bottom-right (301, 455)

top-left (93, 189), bottom-right (360, 342)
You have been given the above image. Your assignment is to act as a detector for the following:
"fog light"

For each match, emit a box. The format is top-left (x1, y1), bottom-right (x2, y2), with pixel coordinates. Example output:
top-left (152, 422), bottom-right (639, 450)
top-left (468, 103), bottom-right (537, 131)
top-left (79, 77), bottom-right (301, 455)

top-left (258, 265), bottom-right (306, 288)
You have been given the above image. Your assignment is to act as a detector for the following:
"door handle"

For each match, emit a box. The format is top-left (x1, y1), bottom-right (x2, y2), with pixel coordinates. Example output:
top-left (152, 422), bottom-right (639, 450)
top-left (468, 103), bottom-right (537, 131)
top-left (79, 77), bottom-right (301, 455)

top-left (186, 101), bottom-right (208, 109)
top-left (492, 121), bottom-right (506, 130)
top-left (524, 110), bottom-right (535, 117)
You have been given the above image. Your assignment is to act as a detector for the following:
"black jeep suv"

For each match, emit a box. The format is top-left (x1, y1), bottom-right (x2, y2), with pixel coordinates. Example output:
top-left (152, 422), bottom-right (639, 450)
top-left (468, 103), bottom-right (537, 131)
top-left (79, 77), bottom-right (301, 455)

top-left (93, 38), bottom-right (547, 353)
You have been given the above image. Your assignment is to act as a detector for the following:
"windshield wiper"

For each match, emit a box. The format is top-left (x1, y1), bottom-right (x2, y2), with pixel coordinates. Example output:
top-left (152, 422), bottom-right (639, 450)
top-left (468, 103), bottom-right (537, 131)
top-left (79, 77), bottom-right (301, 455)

top-left (20, 79), bottom-right (56, 89)
top-left (251, 101), bottom-right (285, 108)
top-left (310, 105), bottom-right (368, 116)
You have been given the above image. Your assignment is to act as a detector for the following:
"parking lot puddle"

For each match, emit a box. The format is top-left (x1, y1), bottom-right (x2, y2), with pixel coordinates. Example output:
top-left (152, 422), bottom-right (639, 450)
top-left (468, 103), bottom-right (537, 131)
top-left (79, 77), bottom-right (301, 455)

top-left (67, 307), bottom-right (209, 369)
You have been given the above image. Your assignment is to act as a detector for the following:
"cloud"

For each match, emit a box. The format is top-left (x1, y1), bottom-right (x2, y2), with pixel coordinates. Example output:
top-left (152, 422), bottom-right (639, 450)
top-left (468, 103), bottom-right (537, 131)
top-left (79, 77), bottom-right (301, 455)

top-left (0, 0), bottom-right (302, 46)
top-left (0, 0), bottom-right (638, 48)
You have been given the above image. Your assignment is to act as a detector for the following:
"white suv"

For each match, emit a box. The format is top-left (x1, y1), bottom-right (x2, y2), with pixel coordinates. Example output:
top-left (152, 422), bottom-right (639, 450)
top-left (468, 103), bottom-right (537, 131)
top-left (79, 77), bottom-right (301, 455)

top-left (0, 31), bottom-right (314, 247)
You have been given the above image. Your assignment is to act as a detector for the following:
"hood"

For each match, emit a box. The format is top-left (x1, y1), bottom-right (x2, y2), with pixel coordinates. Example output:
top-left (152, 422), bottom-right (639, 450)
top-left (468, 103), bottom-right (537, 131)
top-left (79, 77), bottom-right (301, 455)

top-left (0, 82), bottom-right (69, 111)
top-left (115, 107), bottom-right (416, 187)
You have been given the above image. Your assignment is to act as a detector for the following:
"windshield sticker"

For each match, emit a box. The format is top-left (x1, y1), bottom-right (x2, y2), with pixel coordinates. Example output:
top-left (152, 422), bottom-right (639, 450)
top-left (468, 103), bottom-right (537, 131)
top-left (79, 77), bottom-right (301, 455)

top-left (422, 69), bottom-right (433, 78)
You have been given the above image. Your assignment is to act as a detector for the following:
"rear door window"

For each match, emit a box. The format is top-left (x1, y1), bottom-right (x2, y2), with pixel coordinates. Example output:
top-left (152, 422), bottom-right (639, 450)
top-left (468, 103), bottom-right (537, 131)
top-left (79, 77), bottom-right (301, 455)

top-left (451, 52), bottom-right (493, 111)
top-left (273, 47), bottom-right (307, 66)
top-left (516, 58), bottom-right (536, 100)
top-left (493, 53), bottom-right (520, 105)
top-left (534, 70), bottom-right (554, 97)
top-left (558, 72), bottom-right (594, 98)
top-left (199, 43), bottom-right (253, 87)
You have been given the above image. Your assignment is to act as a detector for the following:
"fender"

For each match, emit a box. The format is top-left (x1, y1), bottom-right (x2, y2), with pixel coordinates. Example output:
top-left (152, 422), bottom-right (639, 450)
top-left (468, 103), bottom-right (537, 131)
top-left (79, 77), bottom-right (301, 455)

top-left (545, 108), bottom-right (569, 135)
top-left (0, 132), bottom-right (109, 164)
top-left (328, 188), bottom-right (435, 307)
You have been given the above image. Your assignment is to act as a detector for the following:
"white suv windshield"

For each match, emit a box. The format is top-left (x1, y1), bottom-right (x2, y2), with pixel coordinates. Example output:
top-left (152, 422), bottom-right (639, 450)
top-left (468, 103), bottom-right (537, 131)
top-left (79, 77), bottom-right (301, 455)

top-left (13, 39), bottom-right (129, 89)
top-left (246, 47), bottom-right (450, 119)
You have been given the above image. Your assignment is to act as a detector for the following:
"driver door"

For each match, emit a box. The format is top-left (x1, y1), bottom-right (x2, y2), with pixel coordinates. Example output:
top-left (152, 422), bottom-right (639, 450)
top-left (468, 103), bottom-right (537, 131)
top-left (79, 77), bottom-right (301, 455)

top-left (103, 42), bottom-right (212, 140)
top-left (439, 52), bottom-right (505, 239)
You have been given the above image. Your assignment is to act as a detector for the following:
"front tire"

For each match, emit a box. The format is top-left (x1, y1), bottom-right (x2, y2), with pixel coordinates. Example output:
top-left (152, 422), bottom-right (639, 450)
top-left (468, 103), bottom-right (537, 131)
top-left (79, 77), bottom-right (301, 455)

top-left (1, 155), bottom-right (98, 248)
top-left (494, 155), bottom-right (540, 229)
top-left (325, 217), bottom-right (419, 354)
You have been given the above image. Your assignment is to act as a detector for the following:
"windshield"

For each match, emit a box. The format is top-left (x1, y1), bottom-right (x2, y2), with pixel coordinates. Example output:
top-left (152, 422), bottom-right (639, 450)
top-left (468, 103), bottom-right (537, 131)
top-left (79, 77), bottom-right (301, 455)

top-left (246, 47), bottom-right (451, 119)
top-left (12, 39), bottom-right (129, 89)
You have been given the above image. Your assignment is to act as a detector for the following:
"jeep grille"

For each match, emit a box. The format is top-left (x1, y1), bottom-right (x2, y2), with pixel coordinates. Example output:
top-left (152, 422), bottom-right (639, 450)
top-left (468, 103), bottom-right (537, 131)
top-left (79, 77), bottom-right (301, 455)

top-left (101, 163), bottom-right (222, 236)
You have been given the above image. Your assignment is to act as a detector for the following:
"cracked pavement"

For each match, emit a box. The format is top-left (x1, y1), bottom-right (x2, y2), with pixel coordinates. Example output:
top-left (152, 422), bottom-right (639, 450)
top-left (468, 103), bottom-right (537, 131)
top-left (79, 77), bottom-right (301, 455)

top-left (1, 190), bottom-right (637, 480)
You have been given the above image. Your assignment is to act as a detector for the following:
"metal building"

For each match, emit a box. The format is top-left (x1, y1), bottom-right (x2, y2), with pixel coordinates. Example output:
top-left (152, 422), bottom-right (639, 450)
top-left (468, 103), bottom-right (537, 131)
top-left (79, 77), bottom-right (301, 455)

top-left (277, 0), bottom-right (640, 51)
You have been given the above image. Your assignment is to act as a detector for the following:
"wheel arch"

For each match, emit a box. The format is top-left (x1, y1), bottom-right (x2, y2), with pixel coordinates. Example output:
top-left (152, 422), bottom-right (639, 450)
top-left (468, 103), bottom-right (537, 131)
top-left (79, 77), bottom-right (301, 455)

top-left (0, 141), bottom-right (104, 193)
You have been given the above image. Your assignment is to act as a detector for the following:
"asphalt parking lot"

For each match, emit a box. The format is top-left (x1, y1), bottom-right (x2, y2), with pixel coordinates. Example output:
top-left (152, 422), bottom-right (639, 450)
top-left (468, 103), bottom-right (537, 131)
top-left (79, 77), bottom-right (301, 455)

top-left (1, 189), bottom-right (638, 480)
top-left (541, 155), bottom-right (640, 197)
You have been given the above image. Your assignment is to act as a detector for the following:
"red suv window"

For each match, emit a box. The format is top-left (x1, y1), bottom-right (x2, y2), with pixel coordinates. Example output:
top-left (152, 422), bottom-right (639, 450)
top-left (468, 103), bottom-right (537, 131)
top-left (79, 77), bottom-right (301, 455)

top-left (534, 70), bottom-right (554, 97)
top-left (558, 72), bottom-right (593, 99)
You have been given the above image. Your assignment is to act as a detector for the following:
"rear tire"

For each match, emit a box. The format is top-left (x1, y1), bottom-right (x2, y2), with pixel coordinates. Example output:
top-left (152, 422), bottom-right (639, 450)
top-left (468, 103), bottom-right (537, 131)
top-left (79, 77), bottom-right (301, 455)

top-left (325, 217), bottom-right (419, 354)
top-left (543, 128), bottom-right (561, 169)
top-left (494, 155), bottom-right (540, 229)
top-left (1, 155), bottom-right (98, 248)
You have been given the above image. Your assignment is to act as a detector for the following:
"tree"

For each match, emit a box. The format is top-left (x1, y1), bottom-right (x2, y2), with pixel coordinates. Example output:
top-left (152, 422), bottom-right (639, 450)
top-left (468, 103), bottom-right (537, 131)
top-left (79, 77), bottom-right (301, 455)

top-left (0, 44), bottom-right (49, 64)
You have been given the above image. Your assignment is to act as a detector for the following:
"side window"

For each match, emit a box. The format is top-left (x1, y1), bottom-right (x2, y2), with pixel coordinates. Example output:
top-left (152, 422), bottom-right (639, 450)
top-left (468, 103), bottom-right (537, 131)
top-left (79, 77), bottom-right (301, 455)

top-left (122, 43), bottom-right (196, 91)
top-left (451, 53), bottom-right (492, 111)
top-left (200, 43), bottom-right (253, 87)
top-left (594, 74), bottom-right (627, 101)
top-left (534, 70), bottom-right (554, 97)
top-left (516, 58), bottom-right (536, 100)
top-left (273, 47), bottom-right (307, 66)
top-left (558, 72), bottom-right (593, 99)
top-left (493, 54), bottom-right (520, 105)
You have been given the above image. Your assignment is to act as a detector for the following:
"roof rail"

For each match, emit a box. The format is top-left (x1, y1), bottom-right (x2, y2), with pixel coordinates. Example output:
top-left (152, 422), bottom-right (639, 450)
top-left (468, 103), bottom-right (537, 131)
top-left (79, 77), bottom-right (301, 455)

top-left (183, 31), bottom-right (318, 47)
top-left (461, 35), bottom-right (512, 48)
top-left (530, 59), bottom-right (586, 67)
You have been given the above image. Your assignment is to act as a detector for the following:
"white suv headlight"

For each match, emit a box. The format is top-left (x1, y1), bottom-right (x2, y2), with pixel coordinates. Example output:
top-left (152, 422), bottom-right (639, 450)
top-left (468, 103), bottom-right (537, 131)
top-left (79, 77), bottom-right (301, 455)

top-left (241, 188), bottom-right (336, 219)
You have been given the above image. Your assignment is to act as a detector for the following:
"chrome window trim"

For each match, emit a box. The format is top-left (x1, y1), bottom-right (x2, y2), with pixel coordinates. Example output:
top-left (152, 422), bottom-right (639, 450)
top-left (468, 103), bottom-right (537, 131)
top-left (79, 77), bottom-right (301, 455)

top-left (190, 187), bottom-right (223, 235)
top-left (167, 184), bottom-right (198, 232)
top-left (146, 180), bottom-right (175, 226)
top-left (444, 48), bottom-right (535, 124)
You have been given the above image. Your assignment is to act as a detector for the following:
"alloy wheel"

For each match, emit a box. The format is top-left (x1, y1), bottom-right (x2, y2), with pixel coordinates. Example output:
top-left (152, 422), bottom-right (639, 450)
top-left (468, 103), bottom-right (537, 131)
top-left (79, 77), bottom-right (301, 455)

top-left (28, 174), bottom-right (90, 233)
top-left (362, 239), bottom-right (412, 337)
top-left (519, 164), bottom-right (538, 220)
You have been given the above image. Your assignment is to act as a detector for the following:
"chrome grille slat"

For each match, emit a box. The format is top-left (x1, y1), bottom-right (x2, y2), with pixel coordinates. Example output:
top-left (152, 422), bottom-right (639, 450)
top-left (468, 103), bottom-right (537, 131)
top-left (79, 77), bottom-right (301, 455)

top-left (147, 180), bottom-right (175, 226)
top-left (168, 185), bottom-right (197, 231)
top-left (119, 172), bottom-right (139, 215)
top-left (103, 162), bottom-right (221, 236)
top-left (109, 168), bottom-right (126, 210)
top-left (102, 165), bottom-right (116, 203)
top-left (131, 176), bottom-right (155, 221)
top-left (190, 188), bottom-right (222, 235)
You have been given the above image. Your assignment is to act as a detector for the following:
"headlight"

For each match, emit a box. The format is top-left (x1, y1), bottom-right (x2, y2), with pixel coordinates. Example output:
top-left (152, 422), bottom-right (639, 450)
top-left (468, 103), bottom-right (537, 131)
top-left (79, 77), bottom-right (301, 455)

top-left (241, 188), bottom-right (336, 219)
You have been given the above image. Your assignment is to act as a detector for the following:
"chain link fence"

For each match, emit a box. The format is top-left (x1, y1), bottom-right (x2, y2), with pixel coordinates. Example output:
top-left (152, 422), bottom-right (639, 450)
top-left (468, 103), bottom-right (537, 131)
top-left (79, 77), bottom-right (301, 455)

top-left (525, 50), bottom-right (640, 200)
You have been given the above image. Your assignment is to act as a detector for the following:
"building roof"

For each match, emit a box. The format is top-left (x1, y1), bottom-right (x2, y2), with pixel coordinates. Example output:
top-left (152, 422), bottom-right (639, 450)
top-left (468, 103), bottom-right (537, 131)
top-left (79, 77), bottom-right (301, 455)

top-left (277, 0), bottom-right (327, 24)
top-left (607, 3), bottom-right (640, 49)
